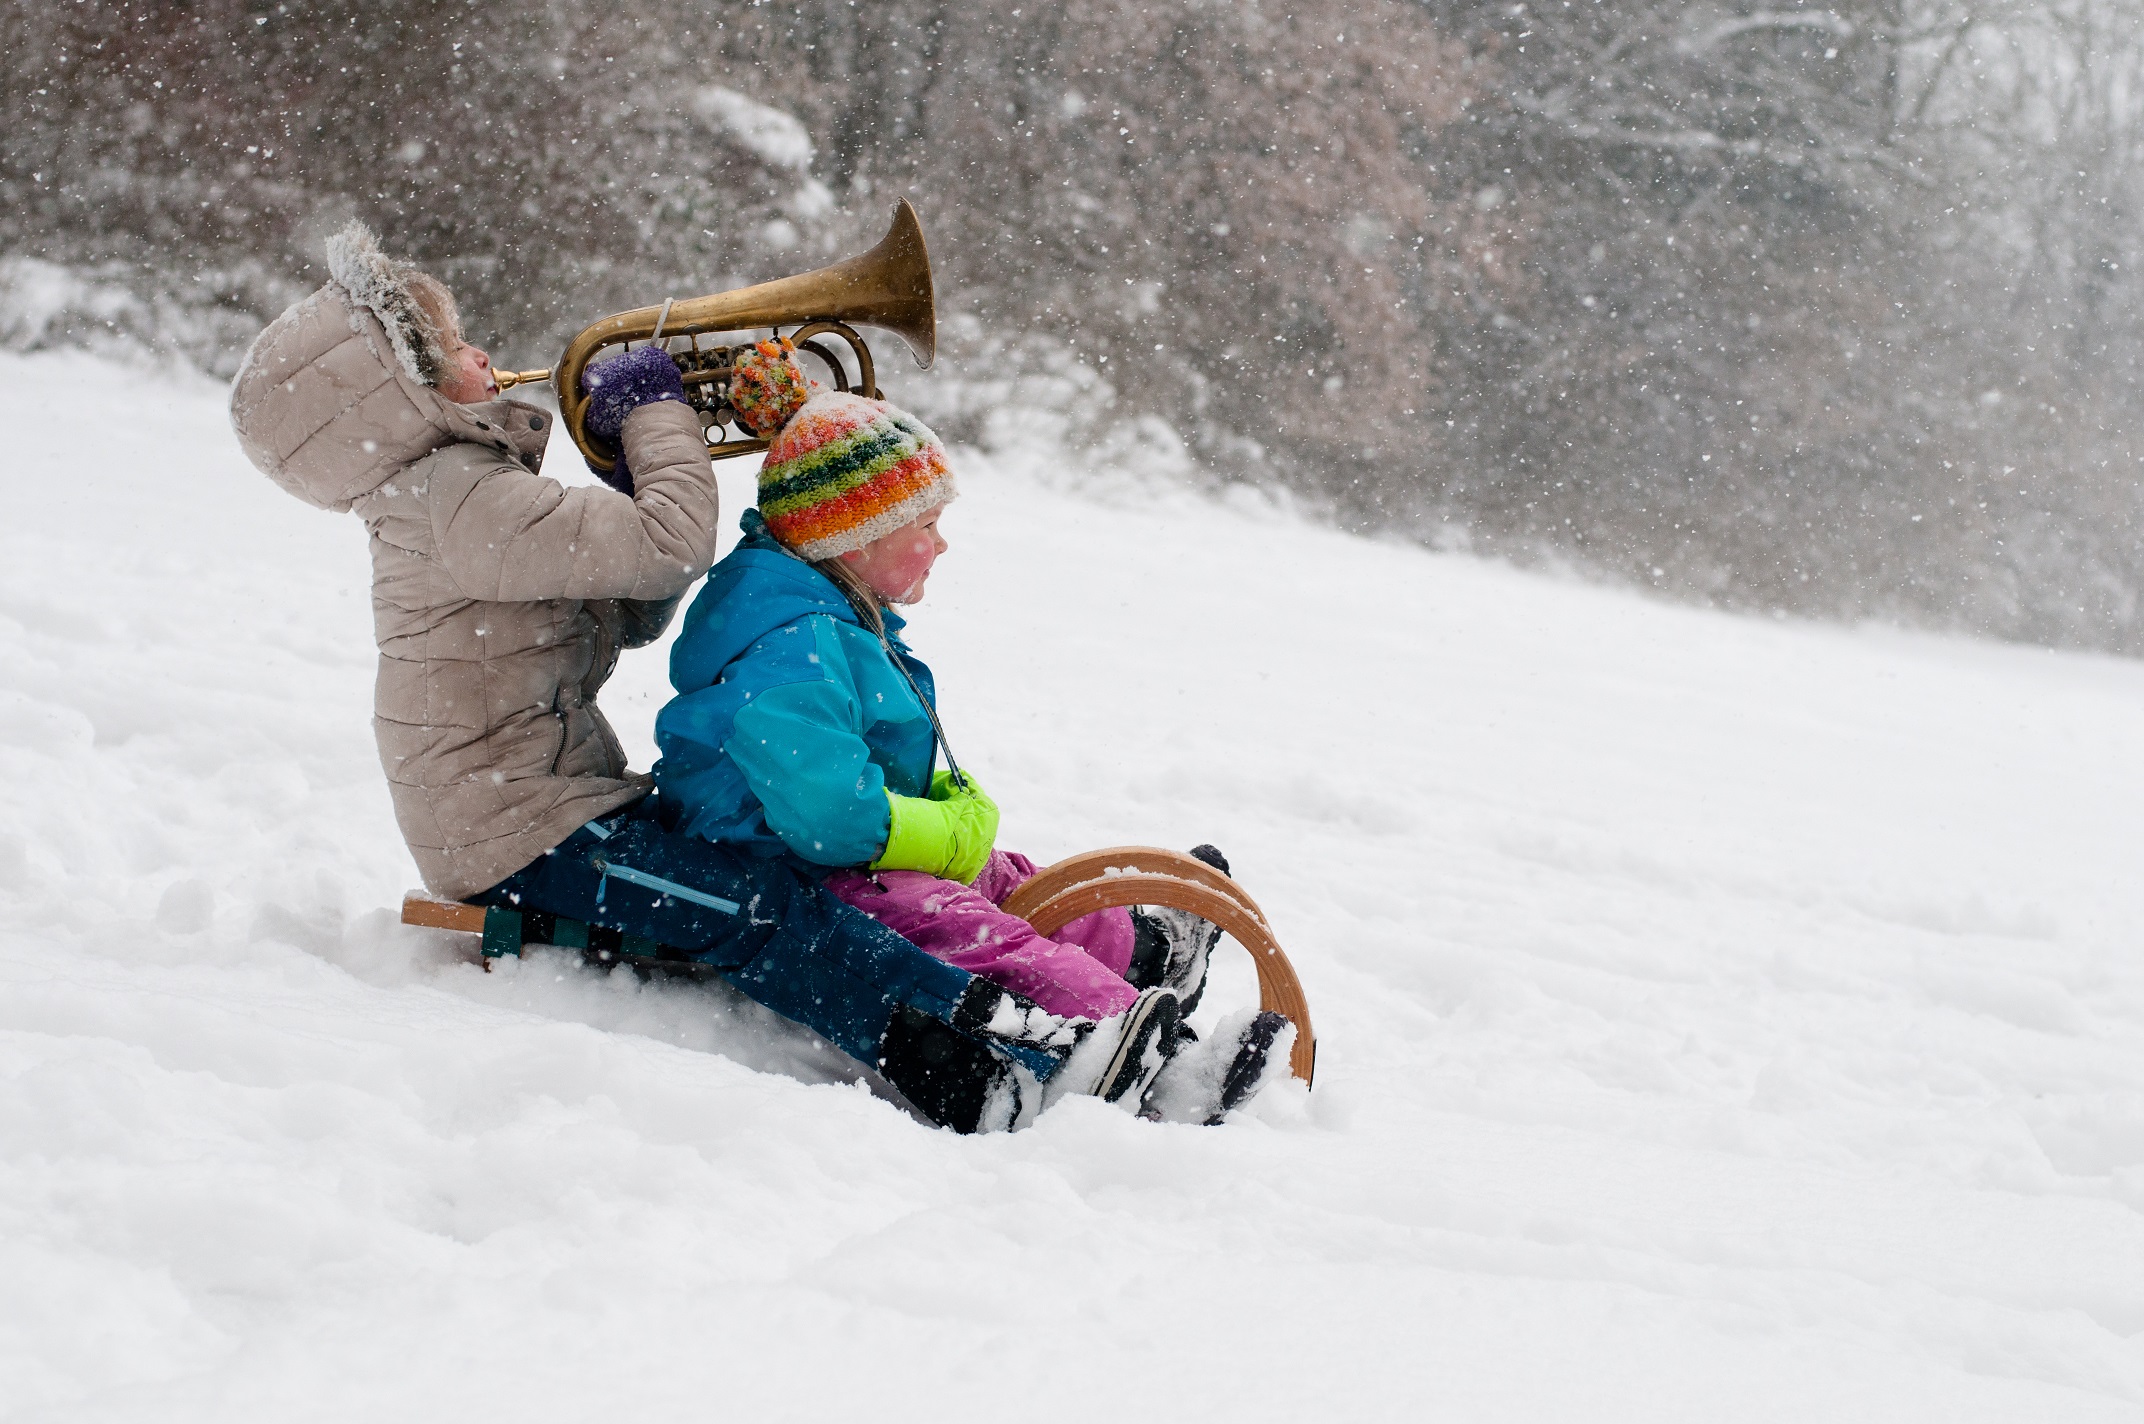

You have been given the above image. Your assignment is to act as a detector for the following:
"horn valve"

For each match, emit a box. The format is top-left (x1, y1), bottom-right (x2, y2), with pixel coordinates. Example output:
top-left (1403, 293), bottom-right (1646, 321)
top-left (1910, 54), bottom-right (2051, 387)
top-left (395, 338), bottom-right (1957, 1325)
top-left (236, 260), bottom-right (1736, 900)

top-left (497, 200), bottom-right (937, 475)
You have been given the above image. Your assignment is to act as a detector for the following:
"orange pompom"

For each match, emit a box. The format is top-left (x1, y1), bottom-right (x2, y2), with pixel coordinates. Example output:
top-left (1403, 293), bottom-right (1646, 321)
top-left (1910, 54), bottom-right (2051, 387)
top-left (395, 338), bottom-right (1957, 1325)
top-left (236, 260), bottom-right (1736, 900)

top-left (728, 337), bottom-right (814, 438)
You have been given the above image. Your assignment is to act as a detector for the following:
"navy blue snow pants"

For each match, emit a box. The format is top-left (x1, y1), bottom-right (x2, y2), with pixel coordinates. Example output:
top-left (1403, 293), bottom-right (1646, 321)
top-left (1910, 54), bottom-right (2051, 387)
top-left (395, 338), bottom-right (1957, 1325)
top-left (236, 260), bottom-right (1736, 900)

top-left (474, 793), bottom-right (1058, 1129)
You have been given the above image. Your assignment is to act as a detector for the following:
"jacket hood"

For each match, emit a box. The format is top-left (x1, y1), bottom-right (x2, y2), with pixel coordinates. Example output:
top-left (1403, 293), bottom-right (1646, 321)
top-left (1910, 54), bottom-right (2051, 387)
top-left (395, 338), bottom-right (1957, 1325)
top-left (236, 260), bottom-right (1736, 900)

top-left (669, 509), bottom-right (907, 691)
top-left (322, 221), bottom-right (454, 386)
top-left (228, 226), bottom-right (545, 513)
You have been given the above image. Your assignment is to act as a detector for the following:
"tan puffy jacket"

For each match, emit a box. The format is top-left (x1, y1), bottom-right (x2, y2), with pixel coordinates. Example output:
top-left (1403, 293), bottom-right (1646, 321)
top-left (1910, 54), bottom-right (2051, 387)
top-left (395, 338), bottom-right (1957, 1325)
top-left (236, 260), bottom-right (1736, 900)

top-left (230, 281), bottom-right (720, 899)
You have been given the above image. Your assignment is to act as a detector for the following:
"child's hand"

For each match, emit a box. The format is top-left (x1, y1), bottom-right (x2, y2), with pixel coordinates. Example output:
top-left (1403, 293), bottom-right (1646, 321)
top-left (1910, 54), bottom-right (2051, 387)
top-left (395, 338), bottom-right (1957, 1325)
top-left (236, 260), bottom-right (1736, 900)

top-left (580, 346), bottom-right (687, 443)
top-left (928, 769), bottom-right (985, 802)
top-left (578, 348), bottom-right (688, 494)
top-left (871, 781), bottom-right (999, 885)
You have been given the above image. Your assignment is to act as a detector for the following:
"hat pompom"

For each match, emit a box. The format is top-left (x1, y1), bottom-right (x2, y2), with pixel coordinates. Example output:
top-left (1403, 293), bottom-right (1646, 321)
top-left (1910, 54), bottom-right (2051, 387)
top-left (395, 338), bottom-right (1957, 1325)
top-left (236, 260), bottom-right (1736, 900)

top-left (729, 338), bottom-right (814, 437)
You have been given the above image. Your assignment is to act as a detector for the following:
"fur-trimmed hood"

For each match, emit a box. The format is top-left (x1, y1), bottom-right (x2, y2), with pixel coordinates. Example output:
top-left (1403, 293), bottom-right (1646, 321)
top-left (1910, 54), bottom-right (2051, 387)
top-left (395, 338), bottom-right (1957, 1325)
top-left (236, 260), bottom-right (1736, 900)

top-left (322, 221), bottom-right (454, 387)
top-left (228, 225), bottom-right (542, 513)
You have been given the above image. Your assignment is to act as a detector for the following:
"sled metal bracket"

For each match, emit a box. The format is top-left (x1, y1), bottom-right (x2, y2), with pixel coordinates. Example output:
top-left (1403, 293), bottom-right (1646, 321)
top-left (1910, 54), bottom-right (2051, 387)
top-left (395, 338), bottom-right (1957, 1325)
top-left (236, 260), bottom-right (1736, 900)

top-left (481, 906), bottom-right (525, 962)
top-left (401, 892), bottom-right (699, 981)
top-left (398, 894), bottom-right (524, 971)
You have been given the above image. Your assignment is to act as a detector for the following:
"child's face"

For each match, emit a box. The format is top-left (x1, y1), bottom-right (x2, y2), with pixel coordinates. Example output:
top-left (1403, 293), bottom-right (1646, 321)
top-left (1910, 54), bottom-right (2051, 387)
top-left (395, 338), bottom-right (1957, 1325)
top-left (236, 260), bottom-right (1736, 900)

top-left (412, 280), bottom-right (498, 404)
top-left (841, 506), bottom-right (949, 605)
top-left (435, 334), bottom-right (498, 404)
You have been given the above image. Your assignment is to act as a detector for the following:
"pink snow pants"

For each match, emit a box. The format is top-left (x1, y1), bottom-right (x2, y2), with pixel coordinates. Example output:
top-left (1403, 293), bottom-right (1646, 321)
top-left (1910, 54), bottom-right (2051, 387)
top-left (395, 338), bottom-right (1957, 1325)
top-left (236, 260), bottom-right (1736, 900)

top-left (822, 851), bottom-right (1140, 1021)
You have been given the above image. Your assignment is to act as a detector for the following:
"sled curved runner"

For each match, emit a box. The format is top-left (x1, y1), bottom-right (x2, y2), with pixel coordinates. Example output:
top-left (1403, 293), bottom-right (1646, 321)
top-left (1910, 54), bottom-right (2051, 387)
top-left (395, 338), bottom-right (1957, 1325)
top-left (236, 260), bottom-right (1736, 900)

top-left (401, 846), bottom-right (1315, 1085)
top-left (1001, 847), bottom-right (1315, 1085)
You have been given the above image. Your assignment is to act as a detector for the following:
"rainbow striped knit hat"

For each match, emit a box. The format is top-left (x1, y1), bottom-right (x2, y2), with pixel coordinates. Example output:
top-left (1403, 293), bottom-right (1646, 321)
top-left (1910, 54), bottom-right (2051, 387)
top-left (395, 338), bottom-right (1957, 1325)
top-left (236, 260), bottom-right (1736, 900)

top-left (730, 338), bottom-right (956, 561)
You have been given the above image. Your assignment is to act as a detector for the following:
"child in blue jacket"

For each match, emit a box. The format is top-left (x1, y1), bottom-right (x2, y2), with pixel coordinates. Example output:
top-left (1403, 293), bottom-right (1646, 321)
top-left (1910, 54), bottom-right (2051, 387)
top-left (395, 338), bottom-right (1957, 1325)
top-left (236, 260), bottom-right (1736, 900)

top-left (653, 342), bottom-right (1272, 1111)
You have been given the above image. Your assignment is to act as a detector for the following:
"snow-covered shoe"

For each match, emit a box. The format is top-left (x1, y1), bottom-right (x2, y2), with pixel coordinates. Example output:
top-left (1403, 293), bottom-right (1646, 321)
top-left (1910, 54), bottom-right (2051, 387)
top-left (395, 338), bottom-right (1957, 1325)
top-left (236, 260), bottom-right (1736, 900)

top-left (877, 1004), bottom-right (1045, 1133)
top-left (1208, 1010), bottom-right (1290, 1122)
top-left (1138, 1008), bottom-right (1294, 1124)
top-left (1126, 843), bottom-right (1230, 1015)
top-left (1055, 987), bottom-right (1181, 1107)
top-left (950, 979), bottom-right (1082, 1061)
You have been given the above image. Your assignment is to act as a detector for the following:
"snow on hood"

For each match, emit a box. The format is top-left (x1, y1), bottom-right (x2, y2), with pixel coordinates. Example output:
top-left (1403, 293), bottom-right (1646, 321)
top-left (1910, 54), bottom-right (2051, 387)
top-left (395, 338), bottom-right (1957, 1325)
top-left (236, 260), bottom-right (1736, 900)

top-left (227, 266), bottom-right (540, 515)
top-left (322, 221), bottom-right (452, 389)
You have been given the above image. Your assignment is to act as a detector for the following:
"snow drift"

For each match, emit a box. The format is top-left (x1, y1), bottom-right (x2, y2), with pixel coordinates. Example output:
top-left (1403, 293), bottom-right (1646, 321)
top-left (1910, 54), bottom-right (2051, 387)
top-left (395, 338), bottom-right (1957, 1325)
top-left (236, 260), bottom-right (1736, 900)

top-left (3, 350), bottom-right (2142, 1420)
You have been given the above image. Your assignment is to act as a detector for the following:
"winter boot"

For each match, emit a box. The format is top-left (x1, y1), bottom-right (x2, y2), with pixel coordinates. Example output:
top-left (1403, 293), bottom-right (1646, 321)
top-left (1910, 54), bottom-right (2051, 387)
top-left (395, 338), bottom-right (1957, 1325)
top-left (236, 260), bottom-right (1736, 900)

top-left (1138, 1008), bottom-right (1294, 1124)
top-left (1053, 987), bottom-right (1182, 1108)
top-left (877, 981), bottom-right (1084, 1134)
top-left (949, 979), bottom-right (1082, 1061)
top-left (876, 1004), bottom-right (1046, 1133)
top-left (1126, 843), bottom-right (1231, 1016)
top-left (1206, 1010), bottom-right (1290, 1122)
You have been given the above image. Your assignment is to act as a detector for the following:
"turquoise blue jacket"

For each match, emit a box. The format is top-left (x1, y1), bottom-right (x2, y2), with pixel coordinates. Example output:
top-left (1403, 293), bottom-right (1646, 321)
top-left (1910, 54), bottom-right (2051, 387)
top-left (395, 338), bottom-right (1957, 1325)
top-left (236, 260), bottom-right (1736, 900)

top-left (653, 510), bottom-right (939, 865)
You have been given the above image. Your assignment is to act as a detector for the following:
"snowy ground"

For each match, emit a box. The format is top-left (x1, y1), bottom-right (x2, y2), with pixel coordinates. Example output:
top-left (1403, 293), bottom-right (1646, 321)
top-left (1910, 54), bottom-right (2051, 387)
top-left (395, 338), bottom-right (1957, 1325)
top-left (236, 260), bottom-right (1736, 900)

top-left (4, 348), bottom-right (2143, 1421)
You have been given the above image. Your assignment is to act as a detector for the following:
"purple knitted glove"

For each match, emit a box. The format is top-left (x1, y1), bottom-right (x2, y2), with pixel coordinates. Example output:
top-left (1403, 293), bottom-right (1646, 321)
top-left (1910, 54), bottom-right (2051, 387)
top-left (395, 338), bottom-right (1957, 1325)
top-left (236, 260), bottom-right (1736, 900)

top-left (581, 345), bottom-right (686, 440)
top-left (580, 346), bottom-right (686, 496)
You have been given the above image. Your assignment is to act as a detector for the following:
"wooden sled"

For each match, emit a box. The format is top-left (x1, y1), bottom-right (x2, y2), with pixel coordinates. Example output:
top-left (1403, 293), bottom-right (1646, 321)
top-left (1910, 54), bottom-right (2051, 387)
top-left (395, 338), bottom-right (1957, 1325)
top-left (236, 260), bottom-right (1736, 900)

top-left (1000, 847), bottom-right (1315, 1084)
top-left (403, 845), bottom-right (1315, 1085)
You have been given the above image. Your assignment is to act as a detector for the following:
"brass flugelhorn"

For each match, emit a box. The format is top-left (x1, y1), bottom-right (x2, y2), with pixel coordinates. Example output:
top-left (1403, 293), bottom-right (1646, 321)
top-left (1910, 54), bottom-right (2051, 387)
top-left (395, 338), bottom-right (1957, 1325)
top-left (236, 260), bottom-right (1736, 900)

top-left (496, 200), bottom-right (936, 473)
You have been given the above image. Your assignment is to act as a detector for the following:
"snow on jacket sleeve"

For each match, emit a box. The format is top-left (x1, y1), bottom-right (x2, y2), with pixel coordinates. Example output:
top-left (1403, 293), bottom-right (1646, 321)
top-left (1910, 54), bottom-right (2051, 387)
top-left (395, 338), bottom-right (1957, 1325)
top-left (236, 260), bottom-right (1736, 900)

top-left (723, 618), bottom-right (894, 867)
top-left (430, 401), bottom-right (719, 603)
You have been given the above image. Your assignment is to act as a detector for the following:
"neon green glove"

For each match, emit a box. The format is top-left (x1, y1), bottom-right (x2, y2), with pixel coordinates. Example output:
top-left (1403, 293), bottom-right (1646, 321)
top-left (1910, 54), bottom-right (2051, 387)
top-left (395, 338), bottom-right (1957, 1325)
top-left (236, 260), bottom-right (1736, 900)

top-left (871, 773), bottom-right (999, 884)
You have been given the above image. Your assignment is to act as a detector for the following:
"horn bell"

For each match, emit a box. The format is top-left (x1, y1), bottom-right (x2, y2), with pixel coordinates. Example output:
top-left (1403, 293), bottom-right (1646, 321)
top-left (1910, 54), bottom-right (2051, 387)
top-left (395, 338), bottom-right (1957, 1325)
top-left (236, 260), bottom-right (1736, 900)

top-left (552, 200), bottom-right (937, 471)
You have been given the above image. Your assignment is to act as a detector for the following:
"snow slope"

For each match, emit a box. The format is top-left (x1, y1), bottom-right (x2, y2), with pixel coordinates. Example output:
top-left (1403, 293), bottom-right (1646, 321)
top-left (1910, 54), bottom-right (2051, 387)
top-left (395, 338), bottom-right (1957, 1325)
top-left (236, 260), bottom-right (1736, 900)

top-left (4, 349), bottom-right (2143, 1421)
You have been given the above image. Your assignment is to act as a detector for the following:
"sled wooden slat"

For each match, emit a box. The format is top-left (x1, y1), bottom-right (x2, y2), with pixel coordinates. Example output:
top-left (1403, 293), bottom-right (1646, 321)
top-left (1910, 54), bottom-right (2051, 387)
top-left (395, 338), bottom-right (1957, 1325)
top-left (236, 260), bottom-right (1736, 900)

top-left (1000, 845), bottom-right (1262, 928)
top-left (1014, 858), bottom-right (1317, 1086)
top-left (401, 893), bottom-right (487, 935)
